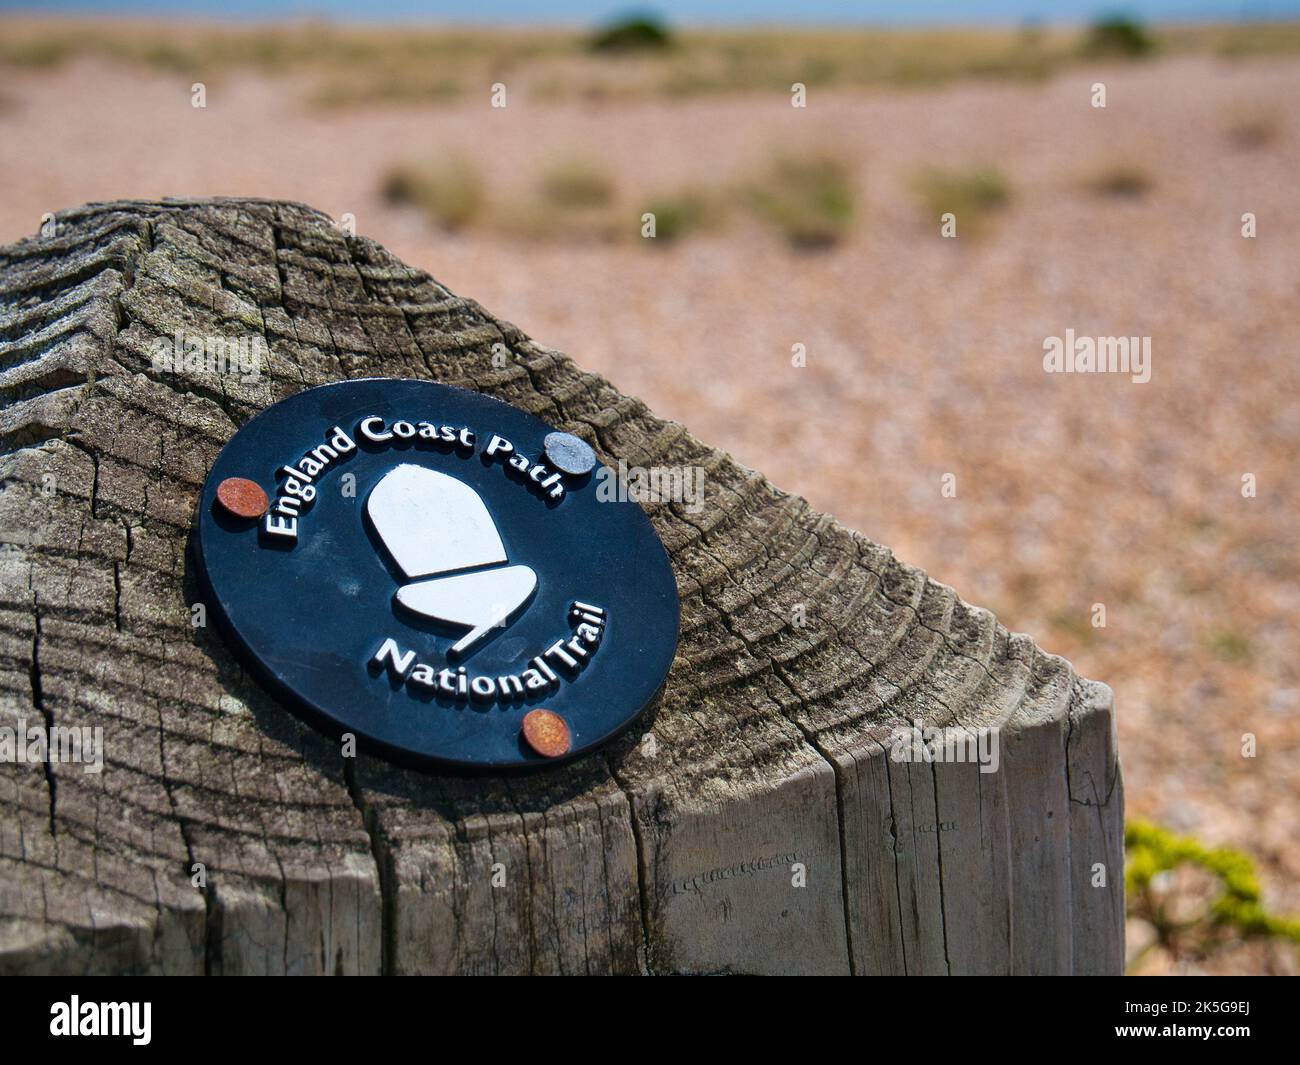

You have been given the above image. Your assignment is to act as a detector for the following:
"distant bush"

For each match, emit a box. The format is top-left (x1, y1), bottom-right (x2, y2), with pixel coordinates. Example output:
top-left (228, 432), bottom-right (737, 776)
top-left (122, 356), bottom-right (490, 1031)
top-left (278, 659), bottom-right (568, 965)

top-left (590, 15), bottom-right (673, 54)
top-left (749, 153), bottom-right (855, 250)
top-left (1127, 820), bottom-right (1300, 968)
top-left (1083, 16), bottom-right (1155, 58)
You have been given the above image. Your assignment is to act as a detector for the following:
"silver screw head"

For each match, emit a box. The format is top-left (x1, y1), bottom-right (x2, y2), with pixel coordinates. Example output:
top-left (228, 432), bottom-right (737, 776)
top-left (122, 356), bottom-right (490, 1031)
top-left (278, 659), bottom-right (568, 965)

top-left (543, 431), bottom-right (597, 476)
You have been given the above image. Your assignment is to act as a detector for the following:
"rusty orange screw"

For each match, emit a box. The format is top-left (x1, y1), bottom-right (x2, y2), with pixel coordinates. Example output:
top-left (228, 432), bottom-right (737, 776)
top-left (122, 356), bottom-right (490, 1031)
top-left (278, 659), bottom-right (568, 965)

top-left (522, 708), bottom-right (572, 758)
top-left (216, 477), bottom-right (269, 520)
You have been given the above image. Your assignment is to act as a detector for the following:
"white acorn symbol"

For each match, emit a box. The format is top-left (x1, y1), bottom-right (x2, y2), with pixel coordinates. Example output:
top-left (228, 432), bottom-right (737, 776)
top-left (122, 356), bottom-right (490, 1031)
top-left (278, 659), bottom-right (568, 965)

top-left (367, 464), bottom-right (537, 658)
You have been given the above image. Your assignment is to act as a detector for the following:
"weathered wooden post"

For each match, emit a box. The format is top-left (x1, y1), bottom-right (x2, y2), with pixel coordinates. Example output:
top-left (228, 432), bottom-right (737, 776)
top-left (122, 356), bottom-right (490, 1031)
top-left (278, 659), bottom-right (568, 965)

top-left (0, 199), bottom-right (1123, 975)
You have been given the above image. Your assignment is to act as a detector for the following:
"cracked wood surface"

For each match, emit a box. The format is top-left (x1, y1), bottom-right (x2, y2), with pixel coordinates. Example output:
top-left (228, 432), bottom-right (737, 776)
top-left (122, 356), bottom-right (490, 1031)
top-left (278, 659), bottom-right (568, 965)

top-left (0, 198), bottom-right (1124, 975)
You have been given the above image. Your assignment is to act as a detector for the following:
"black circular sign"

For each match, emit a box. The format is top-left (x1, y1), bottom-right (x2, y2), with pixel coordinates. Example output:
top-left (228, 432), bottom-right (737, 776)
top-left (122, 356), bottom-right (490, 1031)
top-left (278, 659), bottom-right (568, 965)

top-left (194, 378), bottom-right (679, 769)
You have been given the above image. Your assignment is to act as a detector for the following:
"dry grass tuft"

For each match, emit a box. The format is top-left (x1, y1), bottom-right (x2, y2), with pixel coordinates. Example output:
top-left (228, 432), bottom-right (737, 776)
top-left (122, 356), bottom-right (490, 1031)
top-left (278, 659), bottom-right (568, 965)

top-left (911, 165), bottom-right (1010, 237)
top-left (380, 159), bottom-right (486, 231)
top-left (537, 159), bottom-right (617, 209)
top-left (1223, 106), bottom-right (1283, 149)
top-left (1083, 162), bottom-right (1155, 199)
top-left (748, 153), bottom-right (855, 249)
